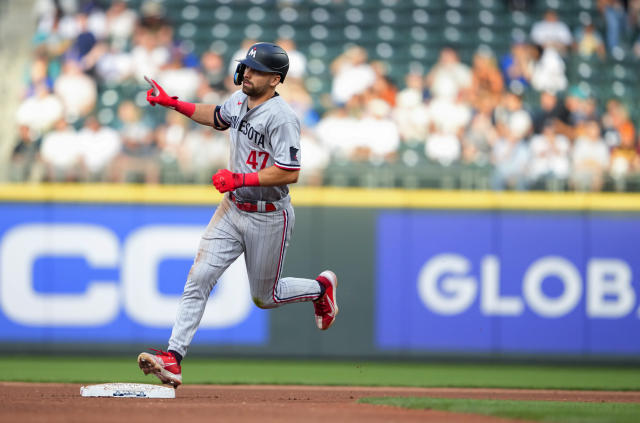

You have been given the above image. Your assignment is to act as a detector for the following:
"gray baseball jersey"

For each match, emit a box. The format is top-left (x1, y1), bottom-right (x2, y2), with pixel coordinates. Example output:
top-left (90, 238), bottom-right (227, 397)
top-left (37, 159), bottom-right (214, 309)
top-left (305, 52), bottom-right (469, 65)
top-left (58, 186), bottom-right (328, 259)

top-left (219, 90), bottom-right (301, 204)
top-left (168, 90), bottom-right (320, 358)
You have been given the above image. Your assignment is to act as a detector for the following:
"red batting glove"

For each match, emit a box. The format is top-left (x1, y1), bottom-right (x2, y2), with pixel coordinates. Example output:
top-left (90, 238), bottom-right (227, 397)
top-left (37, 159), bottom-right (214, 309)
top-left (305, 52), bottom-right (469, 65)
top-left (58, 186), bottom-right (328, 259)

top-left (144, 76), bottom-right (195, 117)
top-left (145, 76), bottom-right (177, 108)
top-left (211, 169), bottom-right (260, 193)
top-left (212, 169), bottom-right (243, 193)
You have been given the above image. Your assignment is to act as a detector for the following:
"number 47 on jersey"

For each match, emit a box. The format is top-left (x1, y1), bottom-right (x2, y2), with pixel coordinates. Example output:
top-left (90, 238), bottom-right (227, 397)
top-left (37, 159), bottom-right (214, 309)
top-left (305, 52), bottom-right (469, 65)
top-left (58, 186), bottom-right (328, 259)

top-left (246, 150), bottom-right (269, 170)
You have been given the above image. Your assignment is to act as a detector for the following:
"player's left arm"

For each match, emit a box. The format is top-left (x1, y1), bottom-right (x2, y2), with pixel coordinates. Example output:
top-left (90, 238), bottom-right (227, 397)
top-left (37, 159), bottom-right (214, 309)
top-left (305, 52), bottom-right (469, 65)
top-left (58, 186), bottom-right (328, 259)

top-left (256, 165), bottom-right (299, 186)
top-left (211, 165), bottom-right (298, 193)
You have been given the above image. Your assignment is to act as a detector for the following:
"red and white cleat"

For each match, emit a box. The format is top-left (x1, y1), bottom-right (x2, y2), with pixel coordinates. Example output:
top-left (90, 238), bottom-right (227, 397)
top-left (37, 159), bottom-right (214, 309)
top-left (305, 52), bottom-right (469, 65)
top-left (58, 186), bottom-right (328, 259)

top-left (314, 270), bottom-right (339, 330)
top-left (137, 348), bottom-right (182, 387)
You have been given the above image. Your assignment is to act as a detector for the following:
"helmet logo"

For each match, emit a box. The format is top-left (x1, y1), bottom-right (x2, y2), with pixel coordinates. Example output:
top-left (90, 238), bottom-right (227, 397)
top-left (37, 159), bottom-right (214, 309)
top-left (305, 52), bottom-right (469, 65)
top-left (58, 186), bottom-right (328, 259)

top-left (248, 48), bottom-right (257, 58)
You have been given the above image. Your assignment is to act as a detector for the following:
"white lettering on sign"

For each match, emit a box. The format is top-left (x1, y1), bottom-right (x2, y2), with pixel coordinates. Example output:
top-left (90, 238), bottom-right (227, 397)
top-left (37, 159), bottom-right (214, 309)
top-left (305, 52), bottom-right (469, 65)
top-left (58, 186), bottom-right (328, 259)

top-left (122, 226), bottom-right (251, 328)
top-left (417, 254), bottom-right (637, 319)
top-left (417, 254), bottom-right (477, 315)
top-left (587, 259), bottom-right (635, 318)
top-left (0, 224), bottom-right (119, 326)
top-left (481, 255), bottom-right (524, 316)
top-left (523, 257), bottom-right (582, 318)
top-left (0, 224), bottom-right (252, 328)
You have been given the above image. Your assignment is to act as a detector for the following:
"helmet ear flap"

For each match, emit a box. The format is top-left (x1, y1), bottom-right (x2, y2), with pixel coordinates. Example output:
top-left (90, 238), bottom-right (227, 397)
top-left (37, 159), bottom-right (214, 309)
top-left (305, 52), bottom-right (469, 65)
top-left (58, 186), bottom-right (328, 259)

top-left (233, 63), bottom-right (246, 86)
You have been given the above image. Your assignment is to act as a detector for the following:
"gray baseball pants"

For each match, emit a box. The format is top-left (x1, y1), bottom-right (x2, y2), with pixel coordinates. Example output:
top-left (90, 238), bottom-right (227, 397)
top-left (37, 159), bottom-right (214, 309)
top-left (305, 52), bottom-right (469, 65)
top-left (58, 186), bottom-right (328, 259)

top-left (168, 195), bottom-right (321, 357)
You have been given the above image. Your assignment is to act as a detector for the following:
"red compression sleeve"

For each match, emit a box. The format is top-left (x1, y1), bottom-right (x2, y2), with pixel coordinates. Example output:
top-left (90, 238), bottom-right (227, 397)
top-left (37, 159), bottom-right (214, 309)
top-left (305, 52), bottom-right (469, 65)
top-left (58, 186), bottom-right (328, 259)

top-left (175, 100), bottom-right (196, 118)
top-left (243, 172), bottom-right (260, 187)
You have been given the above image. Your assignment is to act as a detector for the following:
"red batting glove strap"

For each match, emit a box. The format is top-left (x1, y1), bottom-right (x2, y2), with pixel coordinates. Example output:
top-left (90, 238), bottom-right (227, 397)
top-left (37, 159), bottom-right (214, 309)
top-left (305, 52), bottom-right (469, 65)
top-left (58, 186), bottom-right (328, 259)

top-left (174, 100), bottom-right (195, 118)
top-left (231, 172), bottom-right (244, 189)
top-left (243, 172), bottom-right (260, 187)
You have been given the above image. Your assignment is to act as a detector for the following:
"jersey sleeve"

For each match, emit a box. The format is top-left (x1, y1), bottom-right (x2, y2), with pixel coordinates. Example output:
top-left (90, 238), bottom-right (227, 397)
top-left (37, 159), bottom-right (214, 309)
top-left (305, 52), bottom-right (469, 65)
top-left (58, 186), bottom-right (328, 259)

top-left (218, 93), bottom-right (237, 127)
top-left (270, 121), bottom-right (301, 170)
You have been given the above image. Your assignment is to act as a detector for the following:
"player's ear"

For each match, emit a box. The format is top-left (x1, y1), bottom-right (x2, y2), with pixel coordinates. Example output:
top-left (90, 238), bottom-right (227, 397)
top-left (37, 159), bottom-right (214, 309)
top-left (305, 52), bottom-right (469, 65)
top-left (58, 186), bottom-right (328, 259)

top-left (270, 74), bottom-right (281, 87)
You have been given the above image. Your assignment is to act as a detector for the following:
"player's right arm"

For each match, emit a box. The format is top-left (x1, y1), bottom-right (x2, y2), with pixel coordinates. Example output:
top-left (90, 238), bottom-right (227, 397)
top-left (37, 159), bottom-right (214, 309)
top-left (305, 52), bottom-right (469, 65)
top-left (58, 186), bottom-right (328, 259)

top-left (145, 77), bottom-right (229, 131)
top-left (190, 104), bottom-right (230, 131)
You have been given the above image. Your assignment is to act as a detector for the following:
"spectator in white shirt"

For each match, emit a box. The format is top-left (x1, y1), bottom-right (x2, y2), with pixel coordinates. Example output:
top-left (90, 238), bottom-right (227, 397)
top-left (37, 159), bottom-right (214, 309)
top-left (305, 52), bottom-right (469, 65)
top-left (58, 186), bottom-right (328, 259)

top-left (330, 45), bottom-right (376, 106)
top-left (426, 92), bottom-right (472, 136)
top-left (157, 49), bottom-right (200, 102)
top-left (491, 109), bottom-right (531, 190)
top-left (571, 120), bottom-right (610, 191)
top-left (314, 107), bottom-right (361, 160)
top-left (527, 120), bottom-right (571, 189)
top-left (394, 86), bottom-right (430, 143)
top-left (326, 99), bottom-right (400, 163)
top-left (54, 59), bottom-right (97, 121)
top-left (130, 23), bottom-right (171, 84)
top-left (425, 47), bottom-right (472, 100)
top-left (93, 42), bottom-right (134, 84)
top-left (531, 46), bottom-right (568, 94)
top-left (359, 99), bottom-right (400, 163)
top-left (425, 130), bottom-right (461, 166)
top-left (77, 115), bottom-right (121, 181)
top-left (530, 9), bottom-right (573, 54)
top-left (16, 82), bottom-right (64, 134)
top-left (40, 118), bottom-right (81, 181)
top-left (494, 90), bottom-right (533, 142)
top-left (105, 1), bottom-right (138, 50)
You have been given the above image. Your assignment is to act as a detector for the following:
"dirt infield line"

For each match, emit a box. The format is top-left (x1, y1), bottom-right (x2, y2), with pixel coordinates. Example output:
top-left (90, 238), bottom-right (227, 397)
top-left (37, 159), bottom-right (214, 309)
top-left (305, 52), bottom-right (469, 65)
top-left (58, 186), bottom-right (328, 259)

top-left (2, 382), bottom-right (639, 423)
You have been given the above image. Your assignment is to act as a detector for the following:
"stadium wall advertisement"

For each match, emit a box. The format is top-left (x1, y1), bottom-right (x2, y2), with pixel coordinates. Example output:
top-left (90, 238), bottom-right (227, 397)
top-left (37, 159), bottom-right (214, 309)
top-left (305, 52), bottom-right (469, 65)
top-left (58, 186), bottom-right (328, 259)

top-left (0, 203), bottom-right (268, 345)
top-left (0, 185), bottom-right (639, 360)
top-left (376, 211), bottom-right (640, 356)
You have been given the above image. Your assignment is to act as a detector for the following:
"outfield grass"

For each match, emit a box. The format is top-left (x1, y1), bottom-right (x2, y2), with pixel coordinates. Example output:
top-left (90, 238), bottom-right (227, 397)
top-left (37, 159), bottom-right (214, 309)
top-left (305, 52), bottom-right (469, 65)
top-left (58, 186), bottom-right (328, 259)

top-left (1, 356), bottom-right (640, 390)
top-left (358, 397), bottom-right (640, 423)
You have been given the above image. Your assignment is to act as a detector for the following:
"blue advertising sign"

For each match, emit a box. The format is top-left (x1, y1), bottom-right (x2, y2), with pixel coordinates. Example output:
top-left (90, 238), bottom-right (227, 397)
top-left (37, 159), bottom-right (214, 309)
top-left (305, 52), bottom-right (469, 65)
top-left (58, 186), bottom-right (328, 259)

top-left (376, 211), bottom-right (640, 355)
top-left (0, 203), bottom-right (268, 345)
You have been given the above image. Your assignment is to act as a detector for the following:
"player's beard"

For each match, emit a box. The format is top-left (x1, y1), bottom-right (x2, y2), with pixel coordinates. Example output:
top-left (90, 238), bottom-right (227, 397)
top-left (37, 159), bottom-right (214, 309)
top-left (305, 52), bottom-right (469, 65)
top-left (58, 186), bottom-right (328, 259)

top-left (241, 81), bottom-right (270, 98)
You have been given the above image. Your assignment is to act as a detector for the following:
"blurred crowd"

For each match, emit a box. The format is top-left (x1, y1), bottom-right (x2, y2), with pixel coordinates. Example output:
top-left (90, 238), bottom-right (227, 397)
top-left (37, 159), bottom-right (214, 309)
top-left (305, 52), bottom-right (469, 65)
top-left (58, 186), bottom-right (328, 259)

top-left (8, 0), bottom-right (640, 191)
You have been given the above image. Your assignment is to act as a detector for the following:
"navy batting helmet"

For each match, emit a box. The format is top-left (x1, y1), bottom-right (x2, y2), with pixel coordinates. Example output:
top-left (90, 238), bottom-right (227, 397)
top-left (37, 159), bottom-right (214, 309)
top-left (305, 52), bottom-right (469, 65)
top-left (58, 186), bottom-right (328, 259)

top-left (233, 42), bottom-right (289, 85)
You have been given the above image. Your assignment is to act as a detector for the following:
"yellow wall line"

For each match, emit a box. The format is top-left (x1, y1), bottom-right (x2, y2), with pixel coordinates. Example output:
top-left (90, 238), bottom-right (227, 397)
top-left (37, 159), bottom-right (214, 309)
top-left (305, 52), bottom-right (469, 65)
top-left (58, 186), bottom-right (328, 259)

top-left (0, 184), bottom-right (639, 211)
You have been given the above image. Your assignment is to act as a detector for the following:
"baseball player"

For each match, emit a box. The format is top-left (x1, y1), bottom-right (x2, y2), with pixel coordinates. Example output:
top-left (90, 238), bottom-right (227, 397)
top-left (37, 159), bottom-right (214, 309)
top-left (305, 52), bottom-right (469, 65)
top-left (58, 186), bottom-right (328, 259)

top-left (137, 42), bottom-right (338, 387)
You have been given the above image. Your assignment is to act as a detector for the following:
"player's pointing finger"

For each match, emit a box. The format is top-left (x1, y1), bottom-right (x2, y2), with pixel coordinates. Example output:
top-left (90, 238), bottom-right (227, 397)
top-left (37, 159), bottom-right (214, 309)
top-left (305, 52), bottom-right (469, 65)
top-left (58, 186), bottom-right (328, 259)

top-left (146, 88), bottom-right (157, 106)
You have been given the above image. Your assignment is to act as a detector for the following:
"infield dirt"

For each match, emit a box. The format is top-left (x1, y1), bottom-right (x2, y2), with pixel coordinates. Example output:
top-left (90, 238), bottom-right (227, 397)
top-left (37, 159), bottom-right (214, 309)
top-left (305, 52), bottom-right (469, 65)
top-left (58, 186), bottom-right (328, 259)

top-left (2, 382), bottom-right (640, 423)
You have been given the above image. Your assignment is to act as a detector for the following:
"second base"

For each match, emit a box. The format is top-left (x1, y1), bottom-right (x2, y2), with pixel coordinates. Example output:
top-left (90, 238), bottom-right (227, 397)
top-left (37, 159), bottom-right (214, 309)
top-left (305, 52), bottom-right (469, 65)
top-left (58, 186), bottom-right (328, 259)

top-left (80, 383), bottom-right (175, 398)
